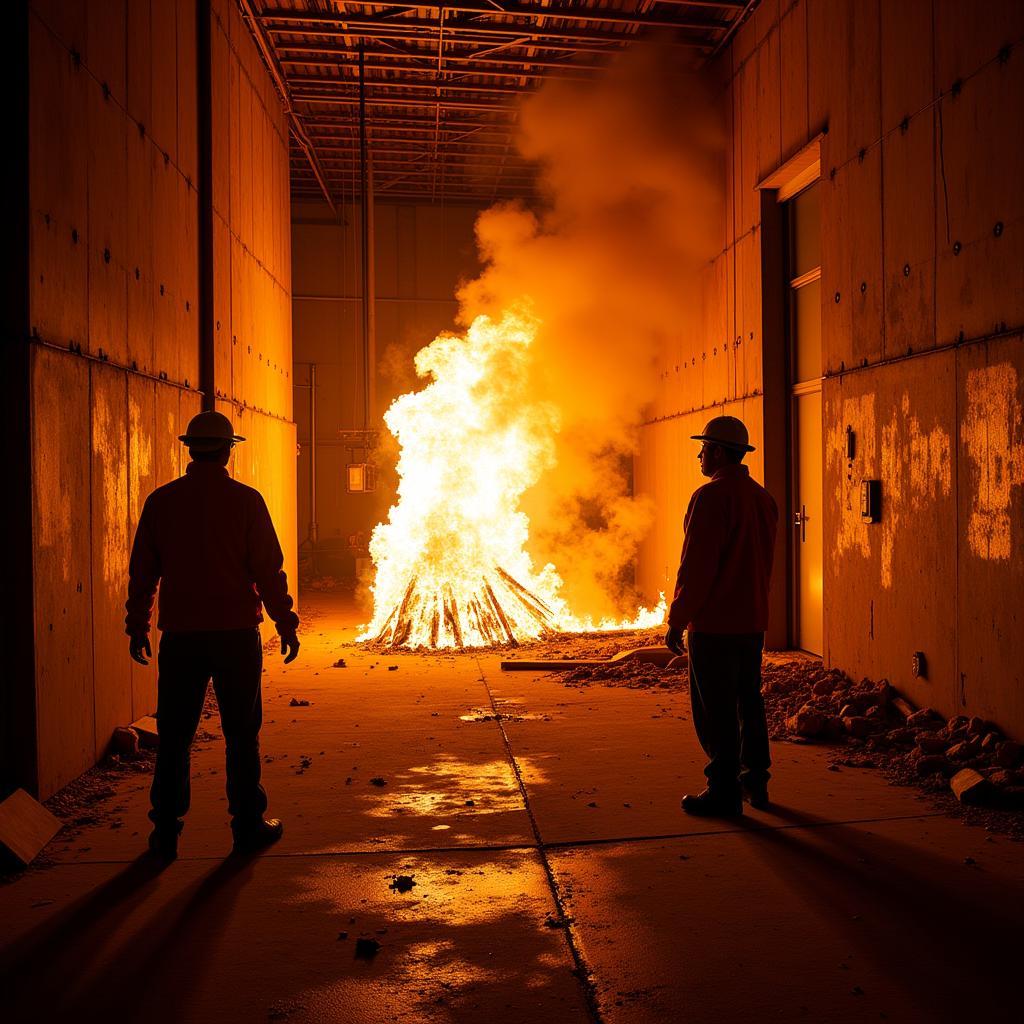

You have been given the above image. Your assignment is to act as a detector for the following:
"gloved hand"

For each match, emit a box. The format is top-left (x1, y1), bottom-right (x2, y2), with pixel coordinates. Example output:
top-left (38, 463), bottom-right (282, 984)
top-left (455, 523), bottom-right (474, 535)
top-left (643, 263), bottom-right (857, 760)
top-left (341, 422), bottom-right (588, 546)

top-left (280, 630), bottom-right (301, 664)
top-left (664, 625), bottom-right (685, 656)
top-left (129, 634), bottom-right (152, 666)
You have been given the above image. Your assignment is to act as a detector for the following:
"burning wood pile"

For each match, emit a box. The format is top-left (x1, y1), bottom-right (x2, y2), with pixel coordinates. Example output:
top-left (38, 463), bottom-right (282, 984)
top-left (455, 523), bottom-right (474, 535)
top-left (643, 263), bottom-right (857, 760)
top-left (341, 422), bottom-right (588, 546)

top-left (371, 568), bottom-right (557, 649)
top-left (357, 308), bottom-right (663, 651)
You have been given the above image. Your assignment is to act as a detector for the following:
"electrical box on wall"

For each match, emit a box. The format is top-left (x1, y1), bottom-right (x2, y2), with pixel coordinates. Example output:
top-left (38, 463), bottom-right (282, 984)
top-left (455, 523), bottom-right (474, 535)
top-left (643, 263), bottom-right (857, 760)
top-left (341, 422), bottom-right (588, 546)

top-left (347, 463), bottom-right (377, 493)
top-left (860, 479), bottom-right (881, 523)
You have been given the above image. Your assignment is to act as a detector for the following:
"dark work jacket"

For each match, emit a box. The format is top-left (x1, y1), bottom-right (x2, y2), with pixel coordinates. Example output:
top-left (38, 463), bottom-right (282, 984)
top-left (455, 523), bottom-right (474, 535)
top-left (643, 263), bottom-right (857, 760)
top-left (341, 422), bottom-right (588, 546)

top-left (667, 464), bottom-right (778, 634)
top-left (125, 463), bottom-right (299, 637)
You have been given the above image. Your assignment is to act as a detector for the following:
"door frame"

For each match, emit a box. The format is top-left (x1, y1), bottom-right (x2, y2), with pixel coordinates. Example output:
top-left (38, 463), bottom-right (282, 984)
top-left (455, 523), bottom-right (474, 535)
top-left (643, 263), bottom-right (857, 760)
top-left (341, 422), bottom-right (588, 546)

top-left (756, 137), bottom-right (823, 651)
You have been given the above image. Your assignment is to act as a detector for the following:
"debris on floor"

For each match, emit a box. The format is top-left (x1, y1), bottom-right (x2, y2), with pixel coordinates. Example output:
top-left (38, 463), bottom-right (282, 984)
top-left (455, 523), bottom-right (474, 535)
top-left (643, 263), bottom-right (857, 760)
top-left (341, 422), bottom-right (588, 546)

top-left (354, 937), bottom-right (381, 960)
top-left (369, 777), bottom-right (387, 787)
top-left (332, 658), bottom-right (347, 668)
top-left (389, 874), bottom-right (416, 893)
top-left (288, 697), bottom-right (310, 707)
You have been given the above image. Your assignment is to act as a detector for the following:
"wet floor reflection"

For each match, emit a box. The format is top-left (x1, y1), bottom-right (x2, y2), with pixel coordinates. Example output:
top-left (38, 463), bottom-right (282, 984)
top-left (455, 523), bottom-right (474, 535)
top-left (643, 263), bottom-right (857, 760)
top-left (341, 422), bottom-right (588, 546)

top-left (360, 754), bottom-right (546, 820)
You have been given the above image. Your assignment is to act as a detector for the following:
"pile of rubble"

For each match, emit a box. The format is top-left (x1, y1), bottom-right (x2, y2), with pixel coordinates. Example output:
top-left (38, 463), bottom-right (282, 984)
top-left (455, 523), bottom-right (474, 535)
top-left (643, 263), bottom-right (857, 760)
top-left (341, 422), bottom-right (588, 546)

top-left (765, 660), bottom-right (1024, 811)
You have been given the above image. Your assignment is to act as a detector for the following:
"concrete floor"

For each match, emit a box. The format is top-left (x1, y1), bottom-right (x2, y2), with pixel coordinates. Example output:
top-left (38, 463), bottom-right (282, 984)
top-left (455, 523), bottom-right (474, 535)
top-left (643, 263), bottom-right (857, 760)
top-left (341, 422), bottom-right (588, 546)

top-left (3, 592), bottom-right (1022, 1024)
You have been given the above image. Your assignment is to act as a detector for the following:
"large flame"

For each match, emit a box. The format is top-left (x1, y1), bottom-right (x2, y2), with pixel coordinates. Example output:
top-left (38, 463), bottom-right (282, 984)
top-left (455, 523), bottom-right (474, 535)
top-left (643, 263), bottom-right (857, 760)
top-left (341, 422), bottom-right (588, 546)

top-left (358, 306), bottom-right (665, 649)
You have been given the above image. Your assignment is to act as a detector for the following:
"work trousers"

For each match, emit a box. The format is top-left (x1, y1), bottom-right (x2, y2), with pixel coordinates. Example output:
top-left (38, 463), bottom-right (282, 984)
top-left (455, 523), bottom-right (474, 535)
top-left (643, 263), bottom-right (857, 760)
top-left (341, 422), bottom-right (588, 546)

top-left (686, 630), bottom-right (771, 797)
top-left (150, 628), bottom-right (268, 833)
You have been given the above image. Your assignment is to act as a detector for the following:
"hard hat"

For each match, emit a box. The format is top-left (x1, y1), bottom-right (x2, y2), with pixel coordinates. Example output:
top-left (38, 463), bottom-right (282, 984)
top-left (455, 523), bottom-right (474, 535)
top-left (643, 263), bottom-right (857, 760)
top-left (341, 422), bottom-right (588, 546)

top-left (178, 411), bottom-right (245, 451)
top-left (690, 415), bottom-right (755, 452)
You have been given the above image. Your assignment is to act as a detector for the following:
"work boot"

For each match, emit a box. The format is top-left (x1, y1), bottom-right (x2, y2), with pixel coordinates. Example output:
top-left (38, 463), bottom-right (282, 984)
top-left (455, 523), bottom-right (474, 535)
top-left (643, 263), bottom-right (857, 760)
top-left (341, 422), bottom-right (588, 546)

top-left (742, 780), bottom-right (770, 810)
top-left (681, 789), bottom-right (743, 817)
top-left (147, 822), bottom-right (182, 861)
top-left (231, 817), bottom-right (284, 854)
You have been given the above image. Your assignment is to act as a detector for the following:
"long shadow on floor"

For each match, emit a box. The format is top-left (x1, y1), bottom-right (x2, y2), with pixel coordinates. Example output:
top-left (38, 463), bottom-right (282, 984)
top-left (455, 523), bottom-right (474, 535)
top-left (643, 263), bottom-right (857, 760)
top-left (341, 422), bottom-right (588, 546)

top-left (735, 804), bottom-right (1022, 1020)
top-left (5, 852), bottom-right (255, 1024)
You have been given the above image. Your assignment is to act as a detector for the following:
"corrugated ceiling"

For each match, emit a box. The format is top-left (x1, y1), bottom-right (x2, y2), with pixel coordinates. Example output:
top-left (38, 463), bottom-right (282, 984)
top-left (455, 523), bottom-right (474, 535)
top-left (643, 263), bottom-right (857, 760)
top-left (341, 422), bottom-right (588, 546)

top-left (242, 1), bottom-right (749, 204)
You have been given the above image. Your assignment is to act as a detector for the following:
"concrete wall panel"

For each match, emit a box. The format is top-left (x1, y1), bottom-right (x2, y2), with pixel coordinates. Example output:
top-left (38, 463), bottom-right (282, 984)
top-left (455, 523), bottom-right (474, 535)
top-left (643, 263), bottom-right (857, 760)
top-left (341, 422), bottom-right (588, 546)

top-left (779, 0), bottom-right (809, 159)
top-left (31, 346), bottom-right (94, 797)
top-left (935, 56), bottom-right (1024, 345)
top-left (957, 337), bottom-right (1024, 735)
top-left (125, 128), bottom-right (155, 374)
top-left (28, 23), bottom-right (88, 348)
top-left (176, 0), bottom-right (197, 187)
top-left (882, 110), bottom-right (936, 356)
top-left (150, 0), bottom-right (178, 163)
top-left (90, 362), bottom-right (132, 758)
top-left (125, 0), bottom-right (151, 129)
top-left (636, 0), bottom-right (1023, 736)
top-left (87, 82), bottom-right (129, 363)
top-left (823, 356), bottom-right (957, 709)
top-left (880, 0), bottom-right (934, 130)
top-left (128, 376), bottom-right (158, 720)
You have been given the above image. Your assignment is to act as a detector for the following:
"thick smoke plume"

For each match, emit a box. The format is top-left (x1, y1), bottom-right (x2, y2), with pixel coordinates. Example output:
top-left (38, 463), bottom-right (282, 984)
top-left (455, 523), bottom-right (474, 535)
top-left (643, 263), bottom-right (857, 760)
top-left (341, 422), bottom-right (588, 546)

top-left (456, 42), bottom-right (724, 619)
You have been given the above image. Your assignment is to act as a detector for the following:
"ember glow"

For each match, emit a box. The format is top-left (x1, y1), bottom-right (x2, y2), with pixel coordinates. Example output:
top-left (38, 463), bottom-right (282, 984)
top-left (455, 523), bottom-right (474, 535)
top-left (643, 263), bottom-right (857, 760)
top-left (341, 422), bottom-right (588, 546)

top-left (359, 306), bottom-right (665, 649)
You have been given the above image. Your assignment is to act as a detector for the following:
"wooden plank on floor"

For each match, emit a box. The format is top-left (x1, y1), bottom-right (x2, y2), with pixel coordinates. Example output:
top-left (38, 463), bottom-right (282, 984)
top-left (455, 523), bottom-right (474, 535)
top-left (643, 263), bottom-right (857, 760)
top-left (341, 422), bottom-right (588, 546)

top-left (0, 790), bottom-right (62, 867)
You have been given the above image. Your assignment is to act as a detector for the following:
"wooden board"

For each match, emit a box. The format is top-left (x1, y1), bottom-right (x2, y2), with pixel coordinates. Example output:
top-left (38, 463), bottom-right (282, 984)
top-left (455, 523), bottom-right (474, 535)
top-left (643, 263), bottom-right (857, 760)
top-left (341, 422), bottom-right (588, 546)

top-left (31, 346), bottom-right (95, 798)
top-left (89, 362), bottom-right (132, 758)
top-left (0, 790), bottom-right (62, 867)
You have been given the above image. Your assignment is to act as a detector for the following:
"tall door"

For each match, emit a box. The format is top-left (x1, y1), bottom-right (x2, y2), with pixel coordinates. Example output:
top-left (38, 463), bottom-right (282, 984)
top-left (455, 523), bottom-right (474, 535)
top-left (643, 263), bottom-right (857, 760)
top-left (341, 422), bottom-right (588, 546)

top-left (788, 184), bottom-right (823, 654)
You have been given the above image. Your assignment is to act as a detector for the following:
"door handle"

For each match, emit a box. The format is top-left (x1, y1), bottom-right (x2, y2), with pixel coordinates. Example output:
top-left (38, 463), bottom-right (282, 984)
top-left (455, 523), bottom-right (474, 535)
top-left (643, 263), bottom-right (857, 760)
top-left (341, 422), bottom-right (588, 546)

top-left (793, 505), bottom-right (808, 542)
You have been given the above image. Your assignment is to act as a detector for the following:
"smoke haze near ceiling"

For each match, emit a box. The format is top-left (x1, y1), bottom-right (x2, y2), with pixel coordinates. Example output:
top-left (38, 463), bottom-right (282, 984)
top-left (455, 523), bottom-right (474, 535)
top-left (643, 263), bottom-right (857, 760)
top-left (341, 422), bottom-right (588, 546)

top-left (457, 40), bottom-right (725, 618)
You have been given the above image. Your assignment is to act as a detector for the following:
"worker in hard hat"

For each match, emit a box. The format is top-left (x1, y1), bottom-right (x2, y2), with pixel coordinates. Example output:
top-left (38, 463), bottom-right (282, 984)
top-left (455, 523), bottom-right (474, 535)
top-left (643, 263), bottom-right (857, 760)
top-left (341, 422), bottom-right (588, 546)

top-left (125, 410), bottom-right (300, 859)
top-left (664, 415), bottom-right (778, 817)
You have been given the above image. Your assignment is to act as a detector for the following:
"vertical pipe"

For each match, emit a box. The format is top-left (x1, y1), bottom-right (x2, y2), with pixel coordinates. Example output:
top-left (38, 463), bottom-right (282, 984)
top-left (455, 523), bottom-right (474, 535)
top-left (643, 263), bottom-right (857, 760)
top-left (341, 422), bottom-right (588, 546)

top-left (358, 44), bottom-right (375, 433)
top-left (309, 362), bottom-right (318, 549)
top-left (196, 0), bottom-right (215, 409)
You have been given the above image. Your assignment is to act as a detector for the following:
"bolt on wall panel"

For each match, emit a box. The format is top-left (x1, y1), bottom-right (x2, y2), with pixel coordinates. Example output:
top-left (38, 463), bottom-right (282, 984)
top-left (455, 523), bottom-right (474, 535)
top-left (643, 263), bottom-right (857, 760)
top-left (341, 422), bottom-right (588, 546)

top-left (90, 362), bottom-right (133, 759)
top-left (31, 347), bottom-right (95, 799)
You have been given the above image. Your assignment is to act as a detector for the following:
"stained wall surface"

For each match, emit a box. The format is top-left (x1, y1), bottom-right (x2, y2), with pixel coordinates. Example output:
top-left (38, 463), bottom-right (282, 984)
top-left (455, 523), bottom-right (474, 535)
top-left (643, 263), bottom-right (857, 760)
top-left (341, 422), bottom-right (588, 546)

top-left (21, 0), bottom-right (295, 799)
top-left (291, 199), bottom-right (482, 571)
top-left (636, 0), bottom-right (1024, 737)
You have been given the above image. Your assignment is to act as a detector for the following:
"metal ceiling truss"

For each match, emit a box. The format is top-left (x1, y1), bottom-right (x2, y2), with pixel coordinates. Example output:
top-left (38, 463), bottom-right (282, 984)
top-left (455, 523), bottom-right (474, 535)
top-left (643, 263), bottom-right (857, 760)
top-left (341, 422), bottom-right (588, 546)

top-left (249, 1), bottom-right (747, 204)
